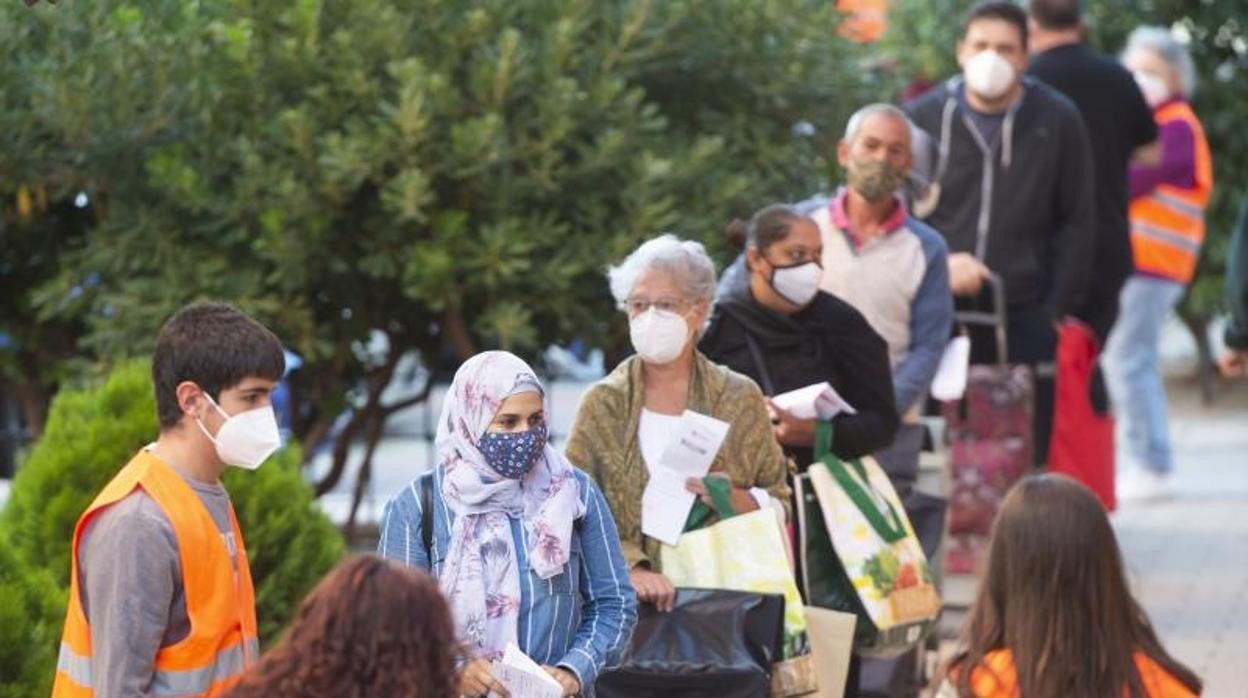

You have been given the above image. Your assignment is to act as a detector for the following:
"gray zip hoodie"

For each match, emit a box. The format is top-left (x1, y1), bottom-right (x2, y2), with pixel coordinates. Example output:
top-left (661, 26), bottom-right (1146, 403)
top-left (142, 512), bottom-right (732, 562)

top-left (905, 76), bottom-right (1095, 320)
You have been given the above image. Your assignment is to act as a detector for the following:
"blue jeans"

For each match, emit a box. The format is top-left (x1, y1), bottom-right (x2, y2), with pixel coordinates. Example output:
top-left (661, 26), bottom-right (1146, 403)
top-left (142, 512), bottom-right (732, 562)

top-left (1104, 276), bottom-right (1185, 474)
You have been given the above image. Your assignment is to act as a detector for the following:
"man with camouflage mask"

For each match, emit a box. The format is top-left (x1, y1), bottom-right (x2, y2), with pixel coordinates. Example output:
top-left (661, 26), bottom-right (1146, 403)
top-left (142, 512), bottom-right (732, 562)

top-left (798, 104), bottom-right (954, 421)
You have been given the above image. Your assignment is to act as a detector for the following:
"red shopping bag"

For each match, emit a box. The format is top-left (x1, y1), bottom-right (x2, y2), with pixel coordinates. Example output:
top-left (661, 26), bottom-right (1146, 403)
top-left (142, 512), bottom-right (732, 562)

top-left (1048, 321), bottom-right (1116, 511)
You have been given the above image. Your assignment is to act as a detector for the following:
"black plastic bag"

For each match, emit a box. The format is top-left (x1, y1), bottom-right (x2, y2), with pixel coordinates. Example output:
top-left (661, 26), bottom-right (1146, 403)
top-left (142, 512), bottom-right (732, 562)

top-left (596, 588), bottom-right (784, 698)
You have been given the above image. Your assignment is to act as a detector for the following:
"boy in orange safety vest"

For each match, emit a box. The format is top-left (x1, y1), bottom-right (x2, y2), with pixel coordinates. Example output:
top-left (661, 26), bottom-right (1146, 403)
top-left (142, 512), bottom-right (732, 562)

top-left (53, 302), bottom-right (285, 697)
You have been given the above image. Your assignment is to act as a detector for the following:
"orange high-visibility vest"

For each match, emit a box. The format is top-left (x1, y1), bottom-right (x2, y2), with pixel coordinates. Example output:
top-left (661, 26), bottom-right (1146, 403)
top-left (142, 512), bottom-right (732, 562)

top-left (963, 649), bottom-right (1197, 697)
top-left (1129, 101), bottom-right (1213, 285)
top-left (52, 451), bottom-right (259, 697)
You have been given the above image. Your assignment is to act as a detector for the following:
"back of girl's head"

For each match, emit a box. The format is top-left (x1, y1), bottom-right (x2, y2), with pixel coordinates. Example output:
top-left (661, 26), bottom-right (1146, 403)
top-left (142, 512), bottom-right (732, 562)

top-left (953, 474), bottom-right (1200, 697)
top-left (726, 204), bottom-right (804, 254)
top-left (227, 555), bottom-right (458, 698)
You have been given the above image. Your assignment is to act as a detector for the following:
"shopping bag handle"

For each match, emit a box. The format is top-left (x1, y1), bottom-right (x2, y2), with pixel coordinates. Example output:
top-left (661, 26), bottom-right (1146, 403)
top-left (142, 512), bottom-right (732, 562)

top-left (814, 421), bottom-right (908, 543)
top-left (684, 475), bottom-right (739, 532)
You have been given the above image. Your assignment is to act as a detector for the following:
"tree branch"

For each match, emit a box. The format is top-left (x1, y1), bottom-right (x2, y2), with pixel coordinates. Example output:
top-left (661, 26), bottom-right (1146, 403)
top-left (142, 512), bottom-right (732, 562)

top-left (314, 332), bottom-right (405, 496)
top-left (441, 306), bottom-right (478, 361)
top-left (344, 400), bottom-right (387, 541)
top-left (1178, 308), bottom-right (1216, 405)
top-left (380, 378), bottom-right (436, 418)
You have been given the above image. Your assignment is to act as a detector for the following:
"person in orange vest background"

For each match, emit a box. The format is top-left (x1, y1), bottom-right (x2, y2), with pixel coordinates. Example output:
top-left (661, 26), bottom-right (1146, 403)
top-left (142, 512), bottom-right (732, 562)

top-left (53, 302), bottom-right (285, 697)
top-left (1103, 27), bottom-right (1213, 503)
top-left (836, 0), bottom-right (889, 44)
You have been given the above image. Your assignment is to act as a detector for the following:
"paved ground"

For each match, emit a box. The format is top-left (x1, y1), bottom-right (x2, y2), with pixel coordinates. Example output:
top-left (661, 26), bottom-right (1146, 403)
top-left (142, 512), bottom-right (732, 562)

top-left (936, 372), bottom-right (1248, 697)
top-left (1111, 378), bottom-right (1248, 697)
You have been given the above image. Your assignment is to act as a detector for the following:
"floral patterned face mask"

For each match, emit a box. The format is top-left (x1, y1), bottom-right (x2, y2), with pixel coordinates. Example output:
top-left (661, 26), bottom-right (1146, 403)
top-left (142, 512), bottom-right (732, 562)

top-left (477, 423), bottom-right (549, 479)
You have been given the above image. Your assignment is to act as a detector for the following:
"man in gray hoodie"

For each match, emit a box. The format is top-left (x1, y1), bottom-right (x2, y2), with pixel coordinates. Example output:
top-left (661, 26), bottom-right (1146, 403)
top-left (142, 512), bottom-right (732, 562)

top-left (905, 0), bottom-right (1095, 464)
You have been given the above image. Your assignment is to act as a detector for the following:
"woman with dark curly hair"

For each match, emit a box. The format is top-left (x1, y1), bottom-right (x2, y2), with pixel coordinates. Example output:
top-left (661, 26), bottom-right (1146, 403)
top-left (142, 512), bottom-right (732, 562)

top-left (226, 555), bottom-right (457, 698)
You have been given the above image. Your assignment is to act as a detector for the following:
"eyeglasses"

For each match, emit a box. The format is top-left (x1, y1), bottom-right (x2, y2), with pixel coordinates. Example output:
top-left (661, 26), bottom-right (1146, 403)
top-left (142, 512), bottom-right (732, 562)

top-left (765, 249), bottom-right (822, 268)
top-left (619, 296), bottom-right (690, 316)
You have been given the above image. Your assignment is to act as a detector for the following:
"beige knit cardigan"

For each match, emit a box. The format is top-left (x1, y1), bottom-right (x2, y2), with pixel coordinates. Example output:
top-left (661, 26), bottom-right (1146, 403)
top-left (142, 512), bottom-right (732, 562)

top-left (564, 352), bottom-right (791, 570)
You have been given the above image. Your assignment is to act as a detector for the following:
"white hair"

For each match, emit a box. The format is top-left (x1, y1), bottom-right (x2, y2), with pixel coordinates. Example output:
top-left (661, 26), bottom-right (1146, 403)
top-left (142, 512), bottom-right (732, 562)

top-left (843, 103), bottom-right (914, 143)
top-left (1123, 26), bottom-right (1198, 98)
top-left (606, 234), bottom-right (718, 306)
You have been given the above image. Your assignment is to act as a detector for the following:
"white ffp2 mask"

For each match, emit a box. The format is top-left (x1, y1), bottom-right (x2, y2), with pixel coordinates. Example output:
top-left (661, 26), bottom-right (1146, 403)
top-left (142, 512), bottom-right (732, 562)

top-left (770, 261), bottom-right (822, 307)
top-left (196, 392), bottom-right (282, 470)
top-left (964, 50), bottom-right (1016, 100)
top-left (629, 308), bottom-right (691, 365)
top-left (1134, 71), bottom-right (1169, 108)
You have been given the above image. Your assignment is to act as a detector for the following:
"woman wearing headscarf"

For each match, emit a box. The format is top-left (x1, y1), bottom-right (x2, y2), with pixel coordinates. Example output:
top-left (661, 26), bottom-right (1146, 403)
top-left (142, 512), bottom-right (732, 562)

top-left (702, 203), bottom-right (898, 469)
top-left (564, 234), bottom-right (790, 612)
top-left (378, 351), bottom-right (637, 697)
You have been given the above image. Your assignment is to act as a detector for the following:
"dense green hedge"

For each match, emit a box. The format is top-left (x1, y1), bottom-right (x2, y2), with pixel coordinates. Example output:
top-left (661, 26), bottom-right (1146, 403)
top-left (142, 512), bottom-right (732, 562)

top-left (0, 536), bottom-right (61, 698)
top-left (0, 360), bottom-right (344, 689)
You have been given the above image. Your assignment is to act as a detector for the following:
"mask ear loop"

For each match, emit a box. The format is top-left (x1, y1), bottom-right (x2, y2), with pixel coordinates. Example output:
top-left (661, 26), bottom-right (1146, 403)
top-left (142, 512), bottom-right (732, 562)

top-left (193, 389), bottom-right (230, 444)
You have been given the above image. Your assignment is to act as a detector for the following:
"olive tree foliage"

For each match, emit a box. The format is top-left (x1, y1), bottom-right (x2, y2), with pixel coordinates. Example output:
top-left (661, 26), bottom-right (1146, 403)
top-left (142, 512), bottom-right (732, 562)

top-left (2, 0), bottom-right (871, 521)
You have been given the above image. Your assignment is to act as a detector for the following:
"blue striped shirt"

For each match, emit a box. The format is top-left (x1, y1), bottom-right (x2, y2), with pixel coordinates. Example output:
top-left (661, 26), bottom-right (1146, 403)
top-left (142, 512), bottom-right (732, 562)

top-left (377, 466), bottom-right (637, 692)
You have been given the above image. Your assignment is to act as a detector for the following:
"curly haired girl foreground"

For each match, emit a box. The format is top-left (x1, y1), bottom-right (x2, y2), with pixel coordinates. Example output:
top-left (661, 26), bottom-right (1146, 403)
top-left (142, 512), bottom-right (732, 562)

top-left (228, 555), bottom-right (457, 698)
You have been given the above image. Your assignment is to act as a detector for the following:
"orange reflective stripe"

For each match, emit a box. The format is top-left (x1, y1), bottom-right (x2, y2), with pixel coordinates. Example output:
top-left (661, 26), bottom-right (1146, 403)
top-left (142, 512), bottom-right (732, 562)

top-left (54, 637), bottom-right (256, 696)
top-left (150, 637), bottom-right (258, 695)
top-left (1132, 238), bottom-right (1199, 283)
top-left (54, 642), bottom-right (93, 692)
top-left (1148, 191), bottom-right (1205, 220)
top-left (1134, 221), bottom-right (1202, 253)
top-left (1131, 102), bottom-right (1212, 284)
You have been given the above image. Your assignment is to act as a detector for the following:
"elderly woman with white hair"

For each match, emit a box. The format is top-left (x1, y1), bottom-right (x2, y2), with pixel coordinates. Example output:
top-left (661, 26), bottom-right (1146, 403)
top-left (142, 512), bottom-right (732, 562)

top-left (1105, 26), bottom-right (1213, 501)
top-left (564, 234), bottom-right (790, 611)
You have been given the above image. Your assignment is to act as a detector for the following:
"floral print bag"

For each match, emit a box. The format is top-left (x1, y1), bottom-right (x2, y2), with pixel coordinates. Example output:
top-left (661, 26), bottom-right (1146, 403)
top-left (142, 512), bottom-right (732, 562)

top-left (796, 422), bottom-right (941, 657)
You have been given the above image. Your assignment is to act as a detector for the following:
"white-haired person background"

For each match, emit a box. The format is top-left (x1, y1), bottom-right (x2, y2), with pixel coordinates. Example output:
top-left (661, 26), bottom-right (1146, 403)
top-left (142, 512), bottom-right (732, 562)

top-left (1104, 26), bottom-right (1213, 502)
top-left (564, 234), bottom-right (791, 612)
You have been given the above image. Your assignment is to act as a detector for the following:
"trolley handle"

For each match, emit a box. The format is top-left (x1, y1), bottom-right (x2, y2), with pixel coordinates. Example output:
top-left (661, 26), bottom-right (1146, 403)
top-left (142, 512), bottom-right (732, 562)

top-left (952, 272), bottom-right (1008, 368)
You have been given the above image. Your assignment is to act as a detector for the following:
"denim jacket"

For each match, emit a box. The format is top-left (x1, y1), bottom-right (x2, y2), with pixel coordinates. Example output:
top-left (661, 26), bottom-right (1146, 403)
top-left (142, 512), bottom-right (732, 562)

top-left (378, 466), bottom-right (637, 692)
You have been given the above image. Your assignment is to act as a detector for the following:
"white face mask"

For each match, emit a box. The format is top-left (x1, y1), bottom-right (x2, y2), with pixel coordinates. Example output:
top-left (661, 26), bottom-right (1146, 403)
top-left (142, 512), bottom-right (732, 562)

top-left (196, 392), bottom-right (282, 470)
top-left (1134, 71), bottom-right (1169, 108)
top-left (770, 261), bottom-right (822, 307)
top-left (963, 50), bottom-right (1016, 100)
top-left (629, 308), bottom-right (691, 365)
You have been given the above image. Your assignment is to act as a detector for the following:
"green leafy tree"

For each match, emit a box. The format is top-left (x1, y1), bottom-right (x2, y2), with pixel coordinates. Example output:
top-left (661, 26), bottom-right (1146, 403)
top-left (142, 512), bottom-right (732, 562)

top-left (2, 0), bottom-right (873, 526)
top-left (223, 450), bottom-right (345, 643)
top-left (2, 360), bottom-right (343, 669)
top-left (2, 361), bottom-right (157, 580)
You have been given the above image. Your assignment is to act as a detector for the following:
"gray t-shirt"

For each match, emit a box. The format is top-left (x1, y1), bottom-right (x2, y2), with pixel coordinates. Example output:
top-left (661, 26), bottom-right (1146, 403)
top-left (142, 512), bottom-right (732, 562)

top-left (78, 460), bottom-right (236, 697)
top-left (958, 88), bottom-right (1006, 147)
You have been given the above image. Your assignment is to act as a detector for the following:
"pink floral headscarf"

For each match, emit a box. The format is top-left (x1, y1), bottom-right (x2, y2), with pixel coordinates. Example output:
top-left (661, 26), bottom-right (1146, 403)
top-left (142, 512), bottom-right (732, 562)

top-left (436, 351), bottom-right (585, 660)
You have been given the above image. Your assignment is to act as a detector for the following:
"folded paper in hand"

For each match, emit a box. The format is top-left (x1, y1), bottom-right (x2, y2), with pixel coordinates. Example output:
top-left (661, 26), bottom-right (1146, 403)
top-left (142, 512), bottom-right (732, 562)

top-left (488, 643), bottom-right (562, 698)
top-left (771, 382), bottom-right (857, 420)
top-left (640, 410), bottom-right (731, 546)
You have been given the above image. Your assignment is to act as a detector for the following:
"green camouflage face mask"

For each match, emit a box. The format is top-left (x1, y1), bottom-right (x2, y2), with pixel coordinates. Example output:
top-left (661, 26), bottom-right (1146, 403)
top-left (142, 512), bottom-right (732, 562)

top-left (847, 158), bottom-right (906, 203)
